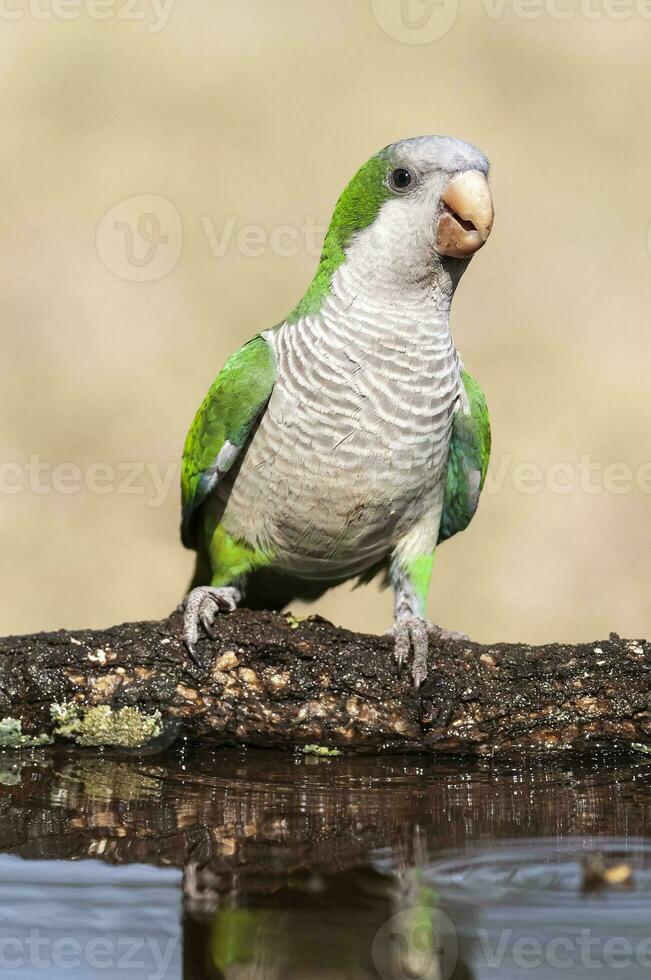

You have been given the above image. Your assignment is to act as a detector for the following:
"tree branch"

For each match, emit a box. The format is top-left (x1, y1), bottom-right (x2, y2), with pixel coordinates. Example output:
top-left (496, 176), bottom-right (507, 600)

top-left (0, 610), bottom-right (649, 754)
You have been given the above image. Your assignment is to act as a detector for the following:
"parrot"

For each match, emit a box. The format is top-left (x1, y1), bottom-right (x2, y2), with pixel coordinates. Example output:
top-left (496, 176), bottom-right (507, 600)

top-left (180, 135), bottom-right (493, 688)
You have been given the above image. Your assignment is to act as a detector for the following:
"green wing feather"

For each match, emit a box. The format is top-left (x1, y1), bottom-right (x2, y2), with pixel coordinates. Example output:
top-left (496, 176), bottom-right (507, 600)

top-left (181, 334), bottom-right (276, 549)
top-left (438, 369), bottom-right (491, 544)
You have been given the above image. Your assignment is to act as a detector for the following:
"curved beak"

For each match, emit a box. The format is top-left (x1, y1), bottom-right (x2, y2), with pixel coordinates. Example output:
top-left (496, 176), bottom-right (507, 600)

top-left (436, 170), bottom-right (494, 259)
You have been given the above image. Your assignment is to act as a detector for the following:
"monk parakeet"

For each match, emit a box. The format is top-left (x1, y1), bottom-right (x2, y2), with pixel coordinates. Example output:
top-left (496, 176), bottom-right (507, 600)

top-left (180, 135), bottom-right (493, 687)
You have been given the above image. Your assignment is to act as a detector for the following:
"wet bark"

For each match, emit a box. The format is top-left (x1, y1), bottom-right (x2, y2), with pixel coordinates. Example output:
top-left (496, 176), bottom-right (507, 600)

top-left (0, 609), bottom-right (650, 755)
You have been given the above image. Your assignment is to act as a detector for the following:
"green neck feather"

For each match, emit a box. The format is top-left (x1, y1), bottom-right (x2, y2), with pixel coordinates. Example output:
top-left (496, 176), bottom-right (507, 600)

top-left (287, 154), bottom-right (392, 324)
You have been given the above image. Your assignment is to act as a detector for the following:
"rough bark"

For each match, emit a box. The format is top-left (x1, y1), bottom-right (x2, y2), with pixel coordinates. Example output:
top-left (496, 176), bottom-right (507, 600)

top-left (0, 610), bottom-right (649, 754)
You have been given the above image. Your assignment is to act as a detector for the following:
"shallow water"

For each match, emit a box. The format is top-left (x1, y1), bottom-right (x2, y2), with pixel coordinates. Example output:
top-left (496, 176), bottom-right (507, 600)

top-left (0, 745), bottom-right (650, 978)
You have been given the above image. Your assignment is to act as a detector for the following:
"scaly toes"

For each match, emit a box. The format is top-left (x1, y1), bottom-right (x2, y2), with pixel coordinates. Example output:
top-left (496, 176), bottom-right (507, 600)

top-left (391, 622), bottom-right (411, 673)
top-left (181, 586), bottom-right (241, 665)
top-left (390, 615), bottom-right (433, 689)
top-left (409, 619), bottom-right (430, 690)
top-left (390, 616), bottom-right (468, 689)
top-left (182, 591), bottom-right (204, 661)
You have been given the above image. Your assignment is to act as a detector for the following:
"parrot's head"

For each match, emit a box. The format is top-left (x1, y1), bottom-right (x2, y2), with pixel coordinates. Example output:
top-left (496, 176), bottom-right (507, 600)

top-left (321, 135), bottom-right (494, 295)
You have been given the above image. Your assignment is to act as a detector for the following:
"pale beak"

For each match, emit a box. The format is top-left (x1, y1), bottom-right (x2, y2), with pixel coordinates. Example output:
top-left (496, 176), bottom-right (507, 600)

top-left (436, 170), bottom-right (494, 259)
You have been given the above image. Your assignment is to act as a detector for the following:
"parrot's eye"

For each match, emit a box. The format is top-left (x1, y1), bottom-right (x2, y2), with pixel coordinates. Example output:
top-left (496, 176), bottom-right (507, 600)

top-left (389, 167), bottom-right (414, 192)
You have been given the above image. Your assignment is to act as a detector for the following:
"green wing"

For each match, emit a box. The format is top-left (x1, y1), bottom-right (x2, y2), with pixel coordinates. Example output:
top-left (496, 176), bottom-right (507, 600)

top-left (438, 370), bottom-right (491, 544)
top-left (181, 334), bottom-right (276, 549)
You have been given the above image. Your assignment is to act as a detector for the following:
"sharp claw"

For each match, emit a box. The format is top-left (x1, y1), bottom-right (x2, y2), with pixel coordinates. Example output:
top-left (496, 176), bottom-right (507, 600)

top-left (184, 639), bottom-right (202, 668)
top-left (411, 657), bottom-right (428, 689)
top-left (200, 608), bottom-right (217, 639)
top-left (412, 651), bottom-right (428, 689)
top-left (181, 586), bottom-right (241, 666)
top-left (389, 616), bottom-right (444, 688)
top-left (393, 636), bottom-right (410, 675)
top-left (204, 623), bottom-right (218, 640)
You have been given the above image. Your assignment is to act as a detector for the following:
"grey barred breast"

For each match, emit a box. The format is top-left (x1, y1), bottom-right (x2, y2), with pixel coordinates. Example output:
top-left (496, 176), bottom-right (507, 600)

top-left (216, 281), bottom-right (462, 579)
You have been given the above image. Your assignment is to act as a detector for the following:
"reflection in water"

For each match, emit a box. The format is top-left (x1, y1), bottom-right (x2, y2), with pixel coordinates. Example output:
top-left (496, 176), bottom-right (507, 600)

top-left (0, 746), bottom-right (649, 977)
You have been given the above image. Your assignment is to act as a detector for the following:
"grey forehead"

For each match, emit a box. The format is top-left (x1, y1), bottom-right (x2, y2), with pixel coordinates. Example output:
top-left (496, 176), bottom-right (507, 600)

top-left (380, 135), bottom-right (489, 175)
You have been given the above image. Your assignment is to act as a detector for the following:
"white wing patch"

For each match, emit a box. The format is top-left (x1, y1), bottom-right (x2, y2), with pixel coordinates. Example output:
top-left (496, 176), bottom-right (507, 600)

top-left (216, 440), bottom-right (240, 473)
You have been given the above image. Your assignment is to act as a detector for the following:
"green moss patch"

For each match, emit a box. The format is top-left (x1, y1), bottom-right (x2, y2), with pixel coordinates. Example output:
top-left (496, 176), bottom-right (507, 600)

top-left (50, 702), bottom-right (163, 748)
top-left (0, 717), bottom-right (52, 749)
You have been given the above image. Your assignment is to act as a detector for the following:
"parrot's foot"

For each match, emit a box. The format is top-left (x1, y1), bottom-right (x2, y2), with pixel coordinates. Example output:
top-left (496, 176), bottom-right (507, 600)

top-left (181, 586), bottom-right (241, 666)
top-left (389, 617), bottom-right (469, 690)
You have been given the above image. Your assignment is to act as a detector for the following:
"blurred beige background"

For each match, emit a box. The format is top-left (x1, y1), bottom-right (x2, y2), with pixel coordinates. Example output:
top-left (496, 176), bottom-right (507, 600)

top-left (1, 0), bottom-right (650, 643)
